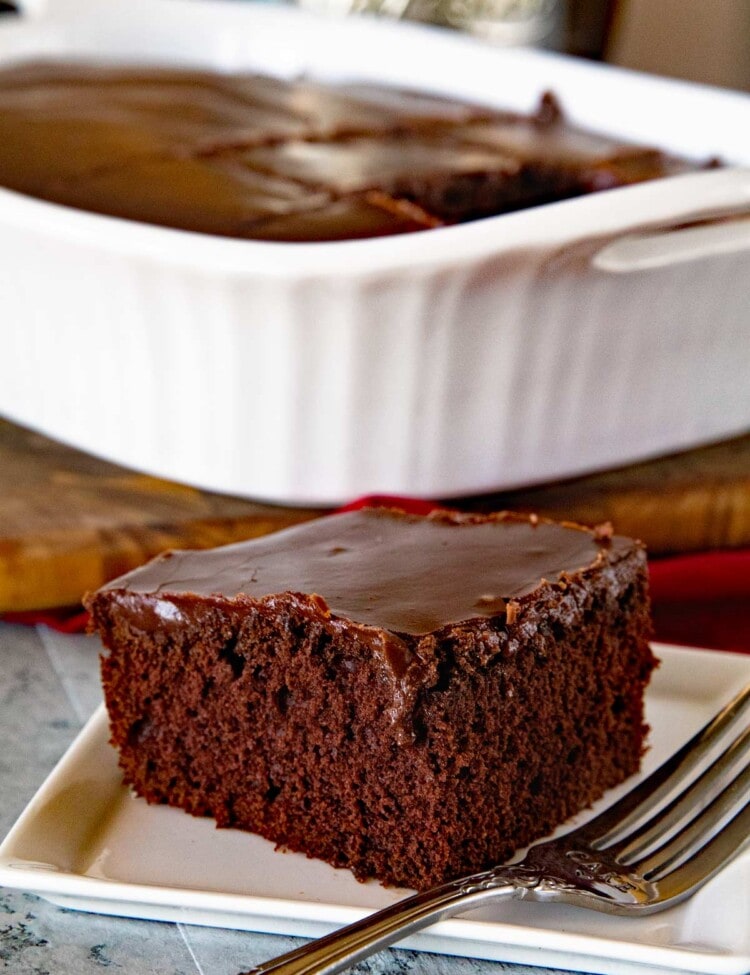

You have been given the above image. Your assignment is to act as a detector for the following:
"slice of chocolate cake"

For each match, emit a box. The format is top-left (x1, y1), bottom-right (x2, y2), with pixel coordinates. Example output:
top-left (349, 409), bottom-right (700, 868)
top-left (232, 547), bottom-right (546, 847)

top-left (85, 509), bottom-right (656, 891)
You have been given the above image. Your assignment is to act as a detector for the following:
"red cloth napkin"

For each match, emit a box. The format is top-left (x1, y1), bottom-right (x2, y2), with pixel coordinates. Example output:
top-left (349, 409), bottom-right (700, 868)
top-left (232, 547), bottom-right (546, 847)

top-left (4, 494), bottom-right (749, 653)
top-left (648, 550), bottom-right (750, 654)
top-left (3, 607), bottom-right (90, 633)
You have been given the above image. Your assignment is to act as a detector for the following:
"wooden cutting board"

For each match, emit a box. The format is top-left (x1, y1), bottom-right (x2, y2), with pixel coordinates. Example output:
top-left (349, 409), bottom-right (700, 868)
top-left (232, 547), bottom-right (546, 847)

top-left (1, 416), bottom-right (749, 612)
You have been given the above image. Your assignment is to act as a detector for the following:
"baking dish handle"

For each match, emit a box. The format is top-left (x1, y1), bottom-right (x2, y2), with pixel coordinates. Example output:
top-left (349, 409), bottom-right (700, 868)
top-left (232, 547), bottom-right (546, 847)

top-left (593, 214), bottom-right (750, 273)
top-left (592, 168), bottom-right (750, 274)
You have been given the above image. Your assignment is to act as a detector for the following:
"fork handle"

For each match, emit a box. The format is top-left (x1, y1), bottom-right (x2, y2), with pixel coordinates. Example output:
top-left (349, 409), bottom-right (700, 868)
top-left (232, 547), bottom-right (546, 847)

top-left (244, 878), bottom-right (519, 975)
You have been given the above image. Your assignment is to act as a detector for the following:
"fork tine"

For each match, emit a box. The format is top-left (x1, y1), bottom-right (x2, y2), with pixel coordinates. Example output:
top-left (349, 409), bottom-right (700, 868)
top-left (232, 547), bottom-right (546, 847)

top-left (578, 683), bottom-right (750, 850)
top-left (642, 797), bottom-right (750, 908)
top-left (636, 759), bottom-right (750, 880)
top-left (614, 722), bottom-right (750, 865)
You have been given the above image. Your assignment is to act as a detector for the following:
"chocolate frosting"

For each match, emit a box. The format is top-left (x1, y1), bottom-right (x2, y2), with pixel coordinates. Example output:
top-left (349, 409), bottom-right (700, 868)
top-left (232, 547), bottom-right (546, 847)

top-left (103, 509), bottom-right (633, 636)
top-left (0, 61), bottom-right (693, 241)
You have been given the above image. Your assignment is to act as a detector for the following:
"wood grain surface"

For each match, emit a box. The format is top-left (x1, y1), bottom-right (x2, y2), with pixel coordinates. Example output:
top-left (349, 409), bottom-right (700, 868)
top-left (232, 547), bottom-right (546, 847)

top-left (0, 419), bottom-right (318, 612)
top-left (1, 416), bottom-right (749, 612)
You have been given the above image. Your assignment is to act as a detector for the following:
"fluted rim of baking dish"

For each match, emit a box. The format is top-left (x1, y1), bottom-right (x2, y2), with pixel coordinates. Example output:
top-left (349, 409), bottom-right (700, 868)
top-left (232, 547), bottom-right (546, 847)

top-left (1, 171), bottom-right (749, 280)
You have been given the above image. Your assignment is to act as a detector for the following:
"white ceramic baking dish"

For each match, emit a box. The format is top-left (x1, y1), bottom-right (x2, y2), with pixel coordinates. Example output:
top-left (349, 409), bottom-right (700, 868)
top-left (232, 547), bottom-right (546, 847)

top-left (1, 0), bottom-right (749, 505)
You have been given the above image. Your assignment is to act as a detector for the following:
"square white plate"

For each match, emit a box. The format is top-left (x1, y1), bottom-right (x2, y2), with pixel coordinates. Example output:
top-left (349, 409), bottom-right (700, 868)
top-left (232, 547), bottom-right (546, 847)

top-left (1, 643), bottom-right (748, 975)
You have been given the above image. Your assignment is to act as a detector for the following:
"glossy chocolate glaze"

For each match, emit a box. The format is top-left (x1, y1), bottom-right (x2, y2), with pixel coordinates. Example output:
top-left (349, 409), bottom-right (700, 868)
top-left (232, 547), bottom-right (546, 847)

top-left (103, 509), bottom-right (634, 636)
top-left (0, 61), bottom-right (695, 241)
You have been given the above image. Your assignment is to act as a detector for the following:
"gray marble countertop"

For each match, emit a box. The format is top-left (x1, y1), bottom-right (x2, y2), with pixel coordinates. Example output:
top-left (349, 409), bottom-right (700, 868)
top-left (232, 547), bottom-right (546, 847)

top-left (0, 619), bottom-right (583, 975)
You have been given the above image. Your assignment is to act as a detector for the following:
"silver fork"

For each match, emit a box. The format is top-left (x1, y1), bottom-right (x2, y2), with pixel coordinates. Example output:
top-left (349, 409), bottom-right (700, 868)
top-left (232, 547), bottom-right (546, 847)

top-left (241, 682), bottom-right (750, 975)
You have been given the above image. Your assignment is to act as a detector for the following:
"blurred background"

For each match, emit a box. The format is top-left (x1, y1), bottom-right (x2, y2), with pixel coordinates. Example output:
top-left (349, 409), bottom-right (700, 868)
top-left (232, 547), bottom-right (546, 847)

top-left (1, 0), bottom-right (749, 95)
top-left (598, 0), bottom-right (750, 91)
top-left (291, 0), bottom-right (750, 91)
top-left (2, 0), bottom-right (749, 90)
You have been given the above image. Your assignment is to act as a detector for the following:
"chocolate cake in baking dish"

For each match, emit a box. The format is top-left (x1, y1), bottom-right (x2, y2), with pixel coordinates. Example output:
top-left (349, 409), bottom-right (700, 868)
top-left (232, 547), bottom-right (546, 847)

top-left (0, 61), bottom-right (695, 241)
top-left (86, 508), bottom-right (656, 890)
